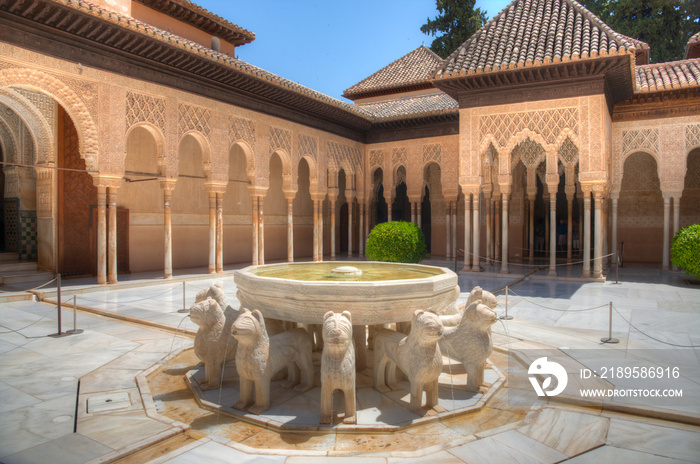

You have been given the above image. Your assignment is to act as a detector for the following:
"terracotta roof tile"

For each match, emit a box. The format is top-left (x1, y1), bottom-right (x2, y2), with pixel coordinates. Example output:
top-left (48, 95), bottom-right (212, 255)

top-left (685, 32), bottom-right (700, 59)
top-left (356, 93), bottom-right (458, 120)
top-left (433, 0), bottom-right (636, 78)
top-left (344, 46), bottom-right (443, 99)
top-left (635, 59), bottom-right (700, 92)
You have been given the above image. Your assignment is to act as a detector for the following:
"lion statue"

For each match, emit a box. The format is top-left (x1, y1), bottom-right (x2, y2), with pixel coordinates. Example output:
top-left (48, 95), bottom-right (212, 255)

top-left (320, 311), bottom-right (356, 424)
top-left (439, 301), bottom-right (497, 392)
top-left (373, 310), bottom-right (446, 415)
top-left (190, 297), bottom-right (237, 390)
top-left (231, 307), bottom-right (314, 415)
top-left (440, 286), bottom-right (497, 327)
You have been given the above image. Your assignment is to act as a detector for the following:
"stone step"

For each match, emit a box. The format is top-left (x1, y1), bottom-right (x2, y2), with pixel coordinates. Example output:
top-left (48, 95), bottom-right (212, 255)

top-left (0, 252), bottom-right (19, 262)
top-left (0, 261), bottom-right (40, 273)
top-left (0, 270), bottom-right (53, 287)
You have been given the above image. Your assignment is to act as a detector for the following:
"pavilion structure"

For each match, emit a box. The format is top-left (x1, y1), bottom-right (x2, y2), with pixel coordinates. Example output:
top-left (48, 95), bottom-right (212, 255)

top-left (0, 0), bottom-right (698, 284)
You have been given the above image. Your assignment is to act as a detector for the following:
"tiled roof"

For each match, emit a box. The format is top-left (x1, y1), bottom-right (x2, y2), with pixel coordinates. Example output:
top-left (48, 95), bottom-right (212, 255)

top-left (356, 93), bottom-right (458, 120)
top-left (685, 32), bottom-right (700, 59)
top-left (635, 59), bottom-right (700, 92)
top-left (135, 0), bottom-right (255, 45)
top-left (433, 0), bottom-right (637, 78)
top-left (343, 46), bottom-right (443, 99)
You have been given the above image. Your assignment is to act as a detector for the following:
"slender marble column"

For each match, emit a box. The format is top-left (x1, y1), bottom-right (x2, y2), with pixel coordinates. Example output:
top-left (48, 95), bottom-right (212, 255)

top-left (544, 197), bottom-right (550, 258)
top-left (258, 197), bottom-right (265, 265)
top-left (359, 202), bottom-right (365, 256)
top-left (495, 199), bottom-right (501, 261)
top-left (452, 202), bottom-right (457, 262)
top-left (163, 187), bottom-right (173, 279)
top-left (472, 194), bottom-right (480, 271)
top-left (582, 192), bottom-right (591, 277)
top-left (578, 199), bottom-right (584, 258)
top-left (463, 194), bottom-right (471, 271)
top-left (611, 197), bottom-right (618, 266)
top-left (387, 203), bottom-right (392, 222)
top-left (319, 199), bottom-right (324, 261)
top-left (593, 192), bottom-right (604, 278)
top-left (672, 194), bottom-right (681, 270)
top-left (216, 193), bottom-right (223, 273)
top-left (312, 200), bottom-right (318, 261)
top-left (330, 199), bottom-right (336, 259)
top-left (287, 197), bottom-right (294, 262)
top-left (567, 195), bottom-right (573, 263)
top-left (108, 188), bottom-right (118, 284)
top-left (348, 197), bottom-right (354, 257)
top-left (484, 198), bottom-right (491, 263)
top-left (411, 202), bottom-right (416, 224)
top-left (446, 201), bottom-right (452, 259)
top-left (97, 186), bottom-right (107, 284)
top-left (208, 191), bottom-right (216, 274)
top-left (417, 202), bottom-right (422, 229)
top-left (528, 196), bottom-right (535, 264)
top-left (548, 195), bottom-right (557, 276)
top-left (252, 196), bottom-right (259, 265)
top-left (662, 194), bottom-right (671, 271)
top-left (500, 196), bottom-right (509, 274)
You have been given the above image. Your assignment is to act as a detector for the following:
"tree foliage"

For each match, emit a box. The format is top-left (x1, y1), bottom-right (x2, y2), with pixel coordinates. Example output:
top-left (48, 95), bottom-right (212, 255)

top-left (581, 0), bottom-right (700, 63)
top-left (365, 221), bottom-right (427, 264)
top-left (671, 224), bottom-right (700, 280)
top-left (420, 0), bottom-right (488, 59)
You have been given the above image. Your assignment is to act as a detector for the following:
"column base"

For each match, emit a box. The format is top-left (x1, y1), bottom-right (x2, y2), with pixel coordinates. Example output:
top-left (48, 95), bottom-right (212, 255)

top-left (499, 269), bottom-right (510, 275)
top-left (471, 266), bottom-right (481, 272)
top-left (547, 270), bottom-right (557, 277)
top-left (581, 271), bottom-right (591, 278)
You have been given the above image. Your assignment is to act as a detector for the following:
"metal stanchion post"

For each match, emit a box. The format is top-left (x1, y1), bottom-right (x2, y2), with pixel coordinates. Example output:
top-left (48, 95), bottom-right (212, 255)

top-left (500, 285), bottom-right (513, 320)
top-left (67, 295), bottom-right (83, 335)
top-left (178, 281), bottom-right (189, 313)
top-left (50, 274), bottom-right (69, 337)
top-left (600, 301), bottom-right (619, 344)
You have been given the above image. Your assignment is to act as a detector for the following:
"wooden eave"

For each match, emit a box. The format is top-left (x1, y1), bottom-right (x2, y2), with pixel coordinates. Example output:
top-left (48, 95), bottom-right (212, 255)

top-left (432, 55), bottom-right (635, 106)
top-left (134, 0), bottom-right (255, 46)
top-left (613, 86), bottom-right (700, 122)
top-left (0, 0), bottom-right (372, 140)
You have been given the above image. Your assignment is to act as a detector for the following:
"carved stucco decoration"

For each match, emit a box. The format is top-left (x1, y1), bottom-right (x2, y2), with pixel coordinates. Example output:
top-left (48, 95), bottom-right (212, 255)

top-left (229, 115), bottom-right (256, 146)
top-left (0, 88), bottom-right (54, 166)
top-left (512, 137), bottom-right (546, 169)
top-left (126, 91), bottom-right (166, 134)
top-left (621, 128), bottom-right (659, 157)
top-left (370, 149), bottom-right (383, 170)
top-left (269, 126), bottom-right (292, 156)
top-left (0, 68), bottom-right (98, 171)
top-left (15, 88), bottom-right (55, 126)
top-left (328, 140), bottom-right (362, 174)
top-left (298, 134), bottom-right (318, 160)
top-left (686, 124), bottom-right (700, 152)
top-left (0, 107), bottom-right (19, 164)
top-left (392, 147), bottom-right (407, 169)
top-left (558, 136), bottom-right (579, 166)
top-left (423, 143), bottom-right (442, 166)
top-left (178, 103), bottom-right (211, 139)
top-left (480, 107), bottom-right (579, 149)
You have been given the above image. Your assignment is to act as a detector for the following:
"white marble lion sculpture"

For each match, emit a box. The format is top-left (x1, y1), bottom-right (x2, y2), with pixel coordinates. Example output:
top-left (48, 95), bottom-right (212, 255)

top-left (320, 310), bottom-right (356, 424)
top-left (231, 307), bottom-right (314, 415)
top-left (373, 309), bottom-right (445, 415)
top-left (190, 297), bottom-right (237, 390)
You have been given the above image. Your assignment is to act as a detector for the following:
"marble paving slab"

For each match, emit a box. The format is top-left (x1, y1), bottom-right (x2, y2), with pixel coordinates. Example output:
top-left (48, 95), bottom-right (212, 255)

top-left (447, 429), bottom-right (568, 464)
top-left (564, 444), bottom-right (690, 463)
top-left (518, 408), bottom-right (608, 457)
top-left (606, 418), bottom-right (700, 462)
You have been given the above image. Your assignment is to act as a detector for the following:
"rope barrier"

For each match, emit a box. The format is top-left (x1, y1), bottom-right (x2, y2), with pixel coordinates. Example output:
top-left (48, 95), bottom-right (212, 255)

top-left (612, 305), bottom-right (700, 348)
top-left (0, 277), bottom-right (57, 293)
top-left (456, 249), bottom-right (615, 268)
top-left (75, 283), bottom-right (181, 304)
top-left (505, 288), bottom-right (609, 312)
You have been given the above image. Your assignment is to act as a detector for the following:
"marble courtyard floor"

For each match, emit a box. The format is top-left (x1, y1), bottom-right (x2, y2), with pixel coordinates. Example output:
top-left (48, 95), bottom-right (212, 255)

top-left (0, 260), bottom-right (699, 463)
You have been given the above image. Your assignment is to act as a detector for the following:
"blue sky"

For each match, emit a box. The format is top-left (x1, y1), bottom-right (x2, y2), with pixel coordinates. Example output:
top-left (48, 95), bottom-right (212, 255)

top-left (198, 0), bottom-right (512, 101)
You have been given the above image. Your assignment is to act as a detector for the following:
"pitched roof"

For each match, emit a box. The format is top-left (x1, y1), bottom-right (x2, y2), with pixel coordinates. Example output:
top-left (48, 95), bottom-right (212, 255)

top-left (356, 93), bottom-right (458, 120)
top-left (685, 32), bottom-right (700, 60)
top-left (343, 46), bottom-right (443, 100)
top-left (635, 59), bottom-right (700, 92)
top-left (135, 0), bottom-right (255, 45)
top-left (433, 0), bottom-right (637, 79)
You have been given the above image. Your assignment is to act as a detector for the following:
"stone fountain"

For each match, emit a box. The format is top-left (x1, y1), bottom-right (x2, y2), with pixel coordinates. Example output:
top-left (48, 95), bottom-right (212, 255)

top-left (185, 262), bottom-right (505, 430)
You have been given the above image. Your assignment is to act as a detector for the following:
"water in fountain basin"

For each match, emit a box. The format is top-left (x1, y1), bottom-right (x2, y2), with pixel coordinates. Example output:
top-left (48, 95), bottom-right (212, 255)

top-left (251, 262), bottom-right (444, 282)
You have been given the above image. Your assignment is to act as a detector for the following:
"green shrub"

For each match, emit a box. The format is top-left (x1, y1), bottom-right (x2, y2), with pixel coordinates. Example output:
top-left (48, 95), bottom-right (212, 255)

top-left (365, 221), bottom-right (426, 263)
top-left (671, 224), bottom-right (700, 279)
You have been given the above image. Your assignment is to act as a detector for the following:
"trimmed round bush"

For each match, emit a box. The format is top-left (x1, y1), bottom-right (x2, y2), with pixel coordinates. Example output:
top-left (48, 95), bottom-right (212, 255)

top-left (671, 224), bottom-right (700, 279)
top-left (365, 221), bottom-right (426, 264)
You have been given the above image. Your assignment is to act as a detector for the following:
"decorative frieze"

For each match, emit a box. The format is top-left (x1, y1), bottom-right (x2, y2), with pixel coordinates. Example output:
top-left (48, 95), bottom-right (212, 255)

top-left (480, 108), bottom-right (579, 148)
top-left (328, 141), bottom-right (362, 172)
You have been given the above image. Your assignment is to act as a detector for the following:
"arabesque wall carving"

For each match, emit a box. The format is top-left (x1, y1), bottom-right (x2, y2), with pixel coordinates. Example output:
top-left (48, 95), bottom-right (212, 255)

top-left (298, 134), bottom-right (318, 161)
top-left (391, 147), bottom-right (407, 169)
top-left (622, 128), bottom-right (659, 157)
top-left (229, 115), bottom-right (256, 146)
top-left (269, 126), bottom-right (292, 156)
top-left (126, 91), bottom-right (166, 134)
top-left (423, 143), bottom-right (442, 165)
top-left (178, 103), bottom-right (211, 138)
top-left (370, 149), bottom-right (383, 169)
top-left (686, 124), bottom-right (700, 152)
top-left (480, 107), bottom-right (579, 148)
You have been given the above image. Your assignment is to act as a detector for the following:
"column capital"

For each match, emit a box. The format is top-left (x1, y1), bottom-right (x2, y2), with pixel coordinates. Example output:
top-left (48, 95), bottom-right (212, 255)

top-left (283, 190), bottom-right (297, 201)
top-left (92, 175), bottom-right (122, 189)
top-left (160, 178), bottom-right (177, 192)
top-left (247, 186), bottom-right (268, 198)
top-left (205, 182), bottom-right (227, 194)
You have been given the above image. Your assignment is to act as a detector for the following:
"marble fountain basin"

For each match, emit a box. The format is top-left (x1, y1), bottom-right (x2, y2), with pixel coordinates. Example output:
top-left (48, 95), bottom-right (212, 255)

top-left (234, 261), bottom-right (461, 325)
